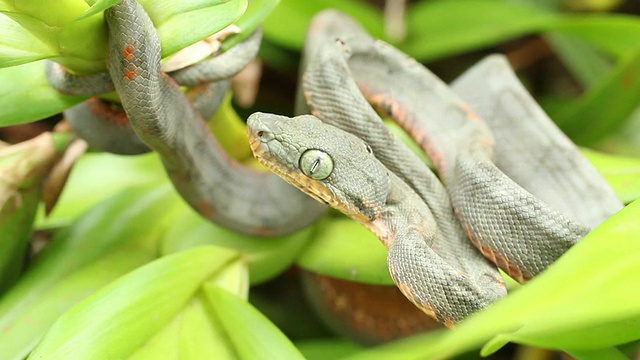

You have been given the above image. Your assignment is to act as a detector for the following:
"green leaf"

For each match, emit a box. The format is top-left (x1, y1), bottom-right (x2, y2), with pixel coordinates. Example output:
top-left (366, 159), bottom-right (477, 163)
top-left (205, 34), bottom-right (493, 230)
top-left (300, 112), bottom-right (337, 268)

top-left (550, 14), bottom-right (640, 59)
top-left (346, 199), bottom-right (640, 360)
top-left (584, 148), bottom-right (640, 203)
top-left (223, 0), bottom-right (280, 50)
top-left (0, 13), bottom-right (53, 67)
top-left (147, 0), bottom-right (248, 58)
top-left (296, 338), bottom-right (364, 360)
top-left (547, 33), bottom-right (614, 87)
top-left (0, 61), bottom-right (85, 126)
top-left (161, 206), bottom-right (315, 285)
top-left (0, 184), bottom-right (179, 360)
top-left (263, 0), bottom-right (384, 50)
top-left (401, 1), bottom-right (640, 62)
top-left (296, 217), bottom-right (392, 285)
top-left (40, 152), bottom-right (165, 228)
top-left (28, 246), bottom-right (240, 359)
top-left (553, 46), bottom-right (640, 144)
top-left (205, 284), bottom-right (306, 360)
top-left (401, 0), bottom-right (556, 61)
top-left (128, 251), bottom-right (249, 360)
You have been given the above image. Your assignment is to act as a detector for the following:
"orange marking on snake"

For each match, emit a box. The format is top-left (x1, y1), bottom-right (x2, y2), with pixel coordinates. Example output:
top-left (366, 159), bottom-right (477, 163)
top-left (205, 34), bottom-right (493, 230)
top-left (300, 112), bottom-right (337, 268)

top-left (124, 68), bottom-right (139, 81)
top-left (88, 98), bottom-right (129, 127)
top-left (122, 44), bottom-right (135, 61)
top-left (396, 282), bottom-right (456, 327)
top-left (461, 219), bottom-right (527, 283)
top-left (193, 201), bottom-right (215, 218)
top-left (363, 89), bottom-right (448, 173)
top-left (461, 103), bottom-right (480, 121)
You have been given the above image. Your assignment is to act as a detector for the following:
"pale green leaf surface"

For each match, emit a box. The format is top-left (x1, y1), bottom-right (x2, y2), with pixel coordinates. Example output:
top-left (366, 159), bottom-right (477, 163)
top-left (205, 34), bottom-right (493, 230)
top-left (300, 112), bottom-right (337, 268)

top-left (39, 152), bottom-right (165, 228)
top-left (205, 284), bottom-right (305, 360)
top-left (0, 184), bottom-right (179, 360)
top-left (127, 311), bottom-right (182, 360)
top-left (296, 217), bottom-right (392, 285)
top-left (28, 246), bottom-right (239, 360)
top-left (0, 61), bottom-right (84, 126)
top-left (347, 200), bottom-right (640, 359)
top-left (153, 0), bottom-right (247, 57)
top-left (584, 148), bottom-right (640, 203)
top-left (175, 294), bottom-right (236, 360)
top-left (1, 246), bottom-right (154, 360)
top-left (0, 13), bottom-right (53, 68)
top-left (77, 0), bottom-right (119, 20)
top-left (128, 257), bottom-right (248, 360)
top-left (161, 207), bottom-right (315, 285)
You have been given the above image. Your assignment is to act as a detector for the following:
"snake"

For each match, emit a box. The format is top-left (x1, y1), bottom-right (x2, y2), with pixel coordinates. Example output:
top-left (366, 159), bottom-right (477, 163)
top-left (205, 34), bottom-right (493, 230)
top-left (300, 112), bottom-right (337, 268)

top-left (46, 0), bottom-right (326, 236)
top-left (247, 10), bottom-right (623, 325)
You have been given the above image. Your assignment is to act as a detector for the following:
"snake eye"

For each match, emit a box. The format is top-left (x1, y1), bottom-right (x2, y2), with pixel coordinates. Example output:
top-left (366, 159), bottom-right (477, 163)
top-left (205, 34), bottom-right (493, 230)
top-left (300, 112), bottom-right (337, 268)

top-left (299, 149), bottom-right (334, 180)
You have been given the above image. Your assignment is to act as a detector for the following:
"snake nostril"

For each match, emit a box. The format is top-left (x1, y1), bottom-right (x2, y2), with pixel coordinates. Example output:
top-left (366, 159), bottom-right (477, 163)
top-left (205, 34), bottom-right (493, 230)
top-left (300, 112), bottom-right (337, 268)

top-left (257, 130), bottom-right (264, 138)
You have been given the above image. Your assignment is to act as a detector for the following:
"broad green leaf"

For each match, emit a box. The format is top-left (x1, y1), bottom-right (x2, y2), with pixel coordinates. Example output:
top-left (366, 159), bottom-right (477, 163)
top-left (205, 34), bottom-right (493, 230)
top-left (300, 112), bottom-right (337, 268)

top-left (547, 33), bottom-right (614, 87)
top-left (263, 0), bottom-right (384, 50)
top-left (296, 217), bottom-right (392, 285)
top-left (0, 184), bottom-right (179, 360)
top-left (553, 46), bottom-right (640, 144)
top-left (205, 284), bottom-right (306, 360)
top-left (128, 251), bottom-right (249, 360)
top-left (0, 61), bottom-right (85, 126)
top-left (146, 0), bottom-right (248, 58)
top-left (296, 338), bottom-right (363, 360)
top-left (28, 246), bottom-right (240, 359)
top-left (584, 148), bottom-right (640, 203)
top-left (223, 0), bottom-right (279, 50)
top-left (161, 206), bottom-right (315, 285)
top-left (401, 0), bottom-right (557, 61)
top-left (401, 1), bottom-right (640, 62)
top-left (40, 152), bottom-right (165, 228)
top-left (551, 14), bottom-right (640, 58)
top-left (0, 13), bottom-right (53, 67)
top-left (346, 200), bottom-right (640, 359)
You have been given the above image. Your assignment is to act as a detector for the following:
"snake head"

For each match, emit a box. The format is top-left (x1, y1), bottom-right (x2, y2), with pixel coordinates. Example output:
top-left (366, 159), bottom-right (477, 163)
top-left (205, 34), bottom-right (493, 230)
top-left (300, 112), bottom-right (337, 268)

top-left (247, 112), bottom-right (390, 223)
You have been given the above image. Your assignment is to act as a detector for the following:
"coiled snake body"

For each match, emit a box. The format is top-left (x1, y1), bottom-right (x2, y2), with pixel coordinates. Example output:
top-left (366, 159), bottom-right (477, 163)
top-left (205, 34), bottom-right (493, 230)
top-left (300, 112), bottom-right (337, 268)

top-left (248, 11), bottom-right (622, 325)
top-left (48, 1), bottom-right (622, 326)
top-left (47, 0), bottom-right (325, 236)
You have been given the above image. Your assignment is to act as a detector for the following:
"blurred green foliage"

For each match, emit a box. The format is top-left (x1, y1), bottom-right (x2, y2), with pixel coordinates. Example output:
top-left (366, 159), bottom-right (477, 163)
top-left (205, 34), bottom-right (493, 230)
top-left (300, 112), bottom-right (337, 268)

top-left (0, 0), bottom-right (639, 359)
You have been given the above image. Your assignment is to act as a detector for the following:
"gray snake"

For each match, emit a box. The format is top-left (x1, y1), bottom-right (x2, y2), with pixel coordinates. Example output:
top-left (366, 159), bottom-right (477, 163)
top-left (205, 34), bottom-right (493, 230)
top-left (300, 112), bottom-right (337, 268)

top-left (47, 2), bottom-right (622, 325)
top-left (247, 10), bottom-right (622, 325)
